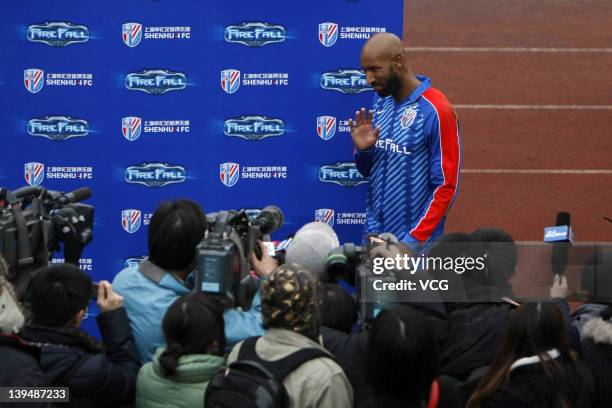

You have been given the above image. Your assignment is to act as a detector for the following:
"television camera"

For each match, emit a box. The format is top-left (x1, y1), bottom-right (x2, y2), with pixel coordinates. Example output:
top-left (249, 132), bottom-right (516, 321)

top-left (195, 205), bottom-right (284, 308)
top-left (0, 185), bottom-right (93, 298)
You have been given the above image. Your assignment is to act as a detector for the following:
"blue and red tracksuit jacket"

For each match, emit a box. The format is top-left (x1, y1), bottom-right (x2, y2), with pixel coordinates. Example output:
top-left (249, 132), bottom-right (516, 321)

top-left (354, 75), bottom-right (461, 248)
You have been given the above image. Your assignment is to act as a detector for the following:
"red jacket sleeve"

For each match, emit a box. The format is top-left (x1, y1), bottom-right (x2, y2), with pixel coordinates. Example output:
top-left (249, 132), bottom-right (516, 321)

top-left (407, 89), bottom-right (460, 242)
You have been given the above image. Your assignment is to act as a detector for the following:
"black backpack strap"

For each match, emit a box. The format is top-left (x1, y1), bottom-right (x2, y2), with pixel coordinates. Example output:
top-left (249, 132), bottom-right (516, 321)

top-left (236, 336), bottom-right (261, 361)
top-left (237, 336), bottom-right (338, 380)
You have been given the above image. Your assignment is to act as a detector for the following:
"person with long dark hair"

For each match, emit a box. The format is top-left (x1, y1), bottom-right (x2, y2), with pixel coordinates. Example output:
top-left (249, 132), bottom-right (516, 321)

top-left (467, 302), bottom-right (591, 408)
top-left (136, 292), bottom-right (226, 408)
top-left (359, 306), bottom-right (460, 408)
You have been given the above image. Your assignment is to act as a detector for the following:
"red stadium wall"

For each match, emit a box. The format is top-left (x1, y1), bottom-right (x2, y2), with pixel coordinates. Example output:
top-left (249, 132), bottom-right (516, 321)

top-left (402, 0), bottom-right (612, 242)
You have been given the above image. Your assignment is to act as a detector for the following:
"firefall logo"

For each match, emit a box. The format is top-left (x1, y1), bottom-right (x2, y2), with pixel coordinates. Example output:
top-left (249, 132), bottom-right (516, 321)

top-left (317, 116), bottom-right (336, 140)
top-left (122, 209), bottom-right (142, 234)
top-left (122, 117), bottom-right (142, 141)
top-left (319, 162), bottom-right (368, 187)
top-left (24, 69), bottom-right (44, 93)
top-left (315, 209), bottom-right (335, 227)
top-left (122, 23), bottom-right (142, 47)
top-left (220, 162), bottom-right (240, 187)
top-left (221, 69), bottom-right (240, 94)
top-left (124, 163), bottom-right (186, 187)
top-left (28, 116), bottom-right (89, 141)
top-left (320, 69), bottom-right (371, 94)
top-left (224, 22), bottom-right (286, 47)
top-left (125, 69), bottom-right (186, 95)
top-left (318, 23), bottom-right (338, 47)
top-left (224, 115), bottom-right (284, 141)
top-left (27, 22), bottom-right (89, 47)
top-left (401, 106), bottom-right (418, 129)
top-left (24, 162), bottom-right (45, 186)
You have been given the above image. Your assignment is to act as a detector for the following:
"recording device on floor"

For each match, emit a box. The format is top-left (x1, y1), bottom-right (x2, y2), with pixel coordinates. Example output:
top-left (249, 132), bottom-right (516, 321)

top-left (0, 185), bottom-right (94, 299)
top-left (195, 205), bottom-right (284, 308)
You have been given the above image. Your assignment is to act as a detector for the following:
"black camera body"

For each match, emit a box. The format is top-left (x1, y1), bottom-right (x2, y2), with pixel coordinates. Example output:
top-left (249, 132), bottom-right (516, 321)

top-left (194, 206), bottom-right (283, 308)
top-left (0, 186), bottom-right (93, 299)
top-left (323, 233), bottom-right (402, 329)
top-left (325, 243), bottom-right (364, 284)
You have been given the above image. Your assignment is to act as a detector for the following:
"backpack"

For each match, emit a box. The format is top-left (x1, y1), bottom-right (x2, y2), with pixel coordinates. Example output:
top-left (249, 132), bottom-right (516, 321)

top-left (205, 336), bottom-right (337, 408)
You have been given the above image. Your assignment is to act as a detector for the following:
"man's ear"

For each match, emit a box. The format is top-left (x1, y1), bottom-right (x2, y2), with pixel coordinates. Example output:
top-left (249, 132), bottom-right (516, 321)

top-left (393, 52), bottom-right (404, 69)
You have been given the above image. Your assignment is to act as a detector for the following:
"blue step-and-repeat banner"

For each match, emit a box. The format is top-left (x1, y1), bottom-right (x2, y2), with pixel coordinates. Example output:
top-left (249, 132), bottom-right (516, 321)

top-left (1, 0), bottom-right (402, 288)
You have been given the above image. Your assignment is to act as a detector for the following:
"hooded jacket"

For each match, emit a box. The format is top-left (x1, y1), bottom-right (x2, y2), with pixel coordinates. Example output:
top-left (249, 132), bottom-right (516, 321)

top-left (228, 328), bottom-right (353, 408)
top-left (477, 353), bottom-right (591, 408)
top-left (136, 348), bottom-right (225, 408)
top-left (112, 260), bottom-right (264, 362)
top-left (0, 334), bottom-right (53, 408)
top-left (581, 316), bottom-right (612, 408)
top-left (18, 308), bottom-right (140, 407)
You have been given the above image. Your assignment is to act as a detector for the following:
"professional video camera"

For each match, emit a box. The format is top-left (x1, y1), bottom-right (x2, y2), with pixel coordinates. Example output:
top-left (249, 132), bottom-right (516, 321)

top-left (0, 185), bottom-right (93, 298)
top-left (323, 232), bottom-right (404, 327)
top-left (323, 232), bottom-right (401, 284)
top-left (194, 205), bottom-right (284, 308)
top-left (325, 243), bottom-right (364, 284)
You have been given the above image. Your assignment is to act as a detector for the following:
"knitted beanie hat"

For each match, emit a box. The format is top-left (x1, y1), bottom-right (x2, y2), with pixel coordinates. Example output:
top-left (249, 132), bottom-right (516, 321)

top-left (261, 263), bottom-right (322, 341)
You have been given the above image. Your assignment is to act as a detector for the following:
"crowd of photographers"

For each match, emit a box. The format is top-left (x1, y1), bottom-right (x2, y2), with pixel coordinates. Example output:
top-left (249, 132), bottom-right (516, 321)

top-left (1, 199), bottom-right (612, 407)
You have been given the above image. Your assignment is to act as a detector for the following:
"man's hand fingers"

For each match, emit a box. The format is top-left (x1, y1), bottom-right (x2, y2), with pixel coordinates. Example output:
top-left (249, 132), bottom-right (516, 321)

top-left (355, 110), bottom-right (361, 126)
top-left (100, 281), bottom-right (114, 298)
top-left (360, 108), bottom-right (367, 126)
top-left (368, 110), bottom-right (374, 124)
top-left (258, 240), bottom-right (269, 257)
top-left (97, 281), bottom-right (106, 301)
top-left (373, 126), bottom-right (381, 139)
top-left (348, 119), bottom-right (355, 133)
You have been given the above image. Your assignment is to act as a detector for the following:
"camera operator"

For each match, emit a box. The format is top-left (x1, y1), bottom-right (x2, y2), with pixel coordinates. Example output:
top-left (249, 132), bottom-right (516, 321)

top-left (17, 263), bottom-right (140, 406)
top-left (113, 199), bottom-right (269, 362)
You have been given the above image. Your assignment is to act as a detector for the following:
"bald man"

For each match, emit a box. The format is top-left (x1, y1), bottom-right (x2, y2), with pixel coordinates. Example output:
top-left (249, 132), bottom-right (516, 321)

top-left (350, 33), bottom-right (460, 251)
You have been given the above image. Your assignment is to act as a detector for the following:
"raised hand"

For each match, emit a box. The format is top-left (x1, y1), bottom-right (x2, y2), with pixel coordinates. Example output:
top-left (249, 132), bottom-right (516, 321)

top-left (97, 280), bottom-right (124, 313)
top-left (348, 107), bottom-right (381, 151)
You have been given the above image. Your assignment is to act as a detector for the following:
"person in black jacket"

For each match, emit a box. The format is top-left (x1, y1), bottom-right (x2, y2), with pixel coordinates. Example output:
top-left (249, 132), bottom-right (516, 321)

top-left (18, 263), bottom-right (141, 407)
top-left (467, 302), bottom-right (591, 408)
top-left (581, 304), bottom-right (612, 408)
top-left (359, 305), bottom-right (460, 408)
top-left (428, 233), bottom-right (519, 383)
top-left (0, 252), bottom-right (53, 407)
top-left (319, 283), bottom-right (371, 406)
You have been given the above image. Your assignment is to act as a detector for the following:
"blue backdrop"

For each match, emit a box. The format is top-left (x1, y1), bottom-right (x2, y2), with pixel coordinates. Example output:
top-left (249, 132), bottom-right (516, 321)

top-left (2, 0), bottom-right (402, 329)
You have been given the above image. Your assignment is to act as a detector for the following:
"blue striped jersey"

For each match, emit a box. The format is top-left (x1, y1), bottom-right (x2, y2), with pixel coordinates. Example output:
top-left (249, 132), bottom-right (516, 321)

top-left (354, 75), bottom-right (461, 247)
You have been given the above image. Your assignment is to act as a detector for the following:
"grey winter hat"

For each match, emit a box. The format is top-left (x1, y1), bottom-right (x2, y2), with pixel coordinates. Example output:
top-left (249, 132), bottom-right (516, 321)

top-left (285, 222), bottom-right (340, 278)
